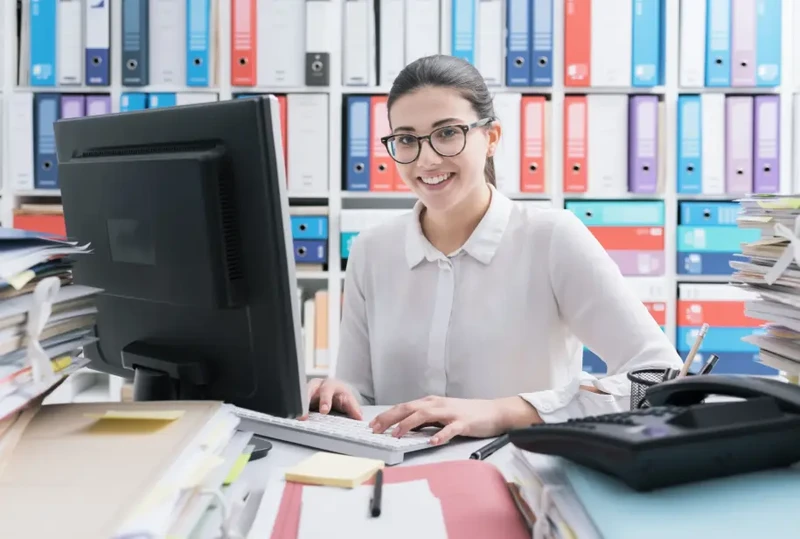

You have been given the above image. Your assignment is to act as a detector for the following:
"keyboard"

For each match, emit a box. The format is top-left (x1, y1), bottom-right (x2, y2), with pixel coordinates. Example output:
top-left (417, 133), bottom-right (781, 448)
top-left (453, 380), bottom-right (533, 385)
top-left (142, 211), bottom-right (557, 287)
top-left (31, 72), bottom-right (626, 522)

top-left (233, 408), bottom-right (441, 465)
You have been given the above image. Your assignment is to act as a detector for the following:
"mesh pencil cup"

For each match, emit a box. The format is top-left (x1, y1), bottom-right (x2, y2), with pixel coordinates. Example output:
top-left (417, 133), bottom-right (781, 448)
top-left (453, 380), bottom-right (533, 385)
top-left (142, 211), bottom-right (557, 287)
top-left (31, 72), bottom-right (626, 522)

top-left (627, 368), bottom-right (671, 410)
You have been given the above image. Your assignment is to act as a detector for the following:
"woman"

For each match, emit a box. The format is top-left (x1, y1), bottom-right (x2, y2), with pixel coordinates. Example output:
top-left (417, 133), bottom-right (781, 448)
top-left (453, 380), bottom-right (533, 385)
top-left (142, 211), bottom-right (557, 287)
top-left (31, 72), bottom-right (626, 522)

top-left (307, 55), bottom-right (682, 446)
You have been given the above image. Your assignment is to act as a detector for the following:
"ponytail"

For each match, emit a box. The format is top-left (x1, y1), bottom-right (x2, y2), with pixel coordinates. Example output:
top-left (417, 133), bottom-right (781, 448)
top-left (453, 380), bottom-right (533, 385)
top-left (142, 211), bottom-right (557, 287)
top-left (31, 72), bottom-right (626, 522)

top-left (484, 156), bottom-right (496, 186)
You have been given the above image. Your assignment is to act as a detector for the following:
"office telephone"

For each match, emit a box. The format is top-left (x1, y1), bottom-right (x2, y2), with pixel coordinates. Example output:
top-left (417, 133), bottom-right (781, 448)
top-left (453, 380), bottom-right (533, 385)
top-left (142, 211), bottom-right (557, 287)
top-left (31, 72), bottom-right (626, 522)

top-left (508, 375), bottom-right (800, 491)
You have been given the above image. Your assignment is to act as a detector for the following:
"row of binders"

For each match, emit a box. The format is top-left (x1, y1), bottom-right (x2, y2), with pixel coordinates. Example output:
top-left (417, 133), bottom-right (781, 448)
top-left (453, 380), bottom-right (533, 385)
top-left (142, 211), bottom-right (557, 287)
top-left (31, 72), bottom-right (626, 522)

top-left (19, 0), bottom-right (218, 88)
top-left (298, 287), bottom-right (330, 373)
top-left (677, 94), bottom-right (781, 195)
top-left (8, 92), bottom-right (112, 192)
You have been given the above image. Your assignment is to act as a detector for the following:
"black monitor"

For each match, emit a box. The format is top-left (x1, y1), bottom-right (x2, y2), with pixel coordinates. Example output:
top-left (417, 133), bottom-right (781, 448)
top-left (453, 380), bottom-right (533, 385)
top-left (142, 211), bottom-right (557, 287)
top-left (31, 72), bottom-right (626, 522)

top-left (53, 95), bottom-right (308, 418)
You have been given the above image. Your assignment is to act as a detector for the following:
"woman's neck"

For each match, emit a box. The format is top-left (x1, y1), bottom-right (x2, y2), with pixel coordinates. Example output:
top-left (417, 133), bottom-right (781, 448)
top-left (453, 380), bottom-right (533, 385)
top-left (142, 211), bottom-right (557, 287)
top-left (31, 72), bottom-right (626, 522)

top-left (421, 183), bottom-right (492, 255)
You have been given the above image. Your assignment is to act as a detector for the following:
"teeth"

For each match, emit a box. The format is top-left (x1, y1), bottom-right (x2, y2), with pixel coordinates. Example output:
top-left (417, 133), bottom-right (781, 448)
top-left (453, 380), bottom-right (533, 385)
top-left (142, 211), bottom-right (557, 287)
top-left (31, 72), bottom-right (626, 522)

top-left (419, 173), bottom-right (452, 185)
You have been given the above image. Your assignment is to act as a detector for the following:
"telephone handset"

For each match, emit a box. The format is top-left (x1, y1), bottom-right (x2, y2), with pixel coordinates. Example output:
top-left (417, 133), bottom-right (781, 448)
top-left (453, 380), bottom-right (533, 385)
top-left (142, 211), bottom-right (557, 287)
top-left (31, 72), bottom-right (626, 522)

top-left (645, 374), bottom-right (800, 412)
top-left (508, 374), bottom-right (800, 491)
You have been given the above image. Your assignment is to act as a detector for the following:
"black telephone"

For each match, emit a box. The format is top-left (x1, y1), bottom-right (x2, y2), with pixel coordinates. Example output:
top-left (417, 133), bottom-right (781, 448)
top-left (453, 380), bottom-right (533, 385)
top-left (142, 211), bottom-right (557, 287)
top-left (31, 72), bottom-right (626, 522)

top-left (507, 374), bottom-right (800, 491)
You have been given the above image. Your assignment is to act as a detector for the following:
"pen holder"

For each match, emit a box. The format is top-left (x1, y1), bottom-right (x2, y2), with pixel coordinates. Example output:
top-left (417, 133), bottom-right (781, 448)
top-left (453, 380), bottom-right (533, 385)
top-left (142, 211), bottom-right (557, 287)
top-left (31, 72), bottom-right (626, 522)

top-left (627, 368), bottom-right (679, 410)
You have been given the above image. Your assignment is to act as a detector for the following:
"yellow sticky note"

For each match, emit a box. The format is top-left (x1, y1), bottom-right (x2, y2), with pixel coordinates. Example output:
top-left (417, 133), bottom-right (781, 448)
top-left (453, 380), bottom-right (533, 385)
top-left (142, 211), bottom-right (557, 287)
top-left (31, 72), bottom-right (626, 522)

top-left (284, 451), bottom-right (384, 488)
top-left (224, 453), bottom-right (250, 486)
top-left (84, 410), bottom-right (186, 421)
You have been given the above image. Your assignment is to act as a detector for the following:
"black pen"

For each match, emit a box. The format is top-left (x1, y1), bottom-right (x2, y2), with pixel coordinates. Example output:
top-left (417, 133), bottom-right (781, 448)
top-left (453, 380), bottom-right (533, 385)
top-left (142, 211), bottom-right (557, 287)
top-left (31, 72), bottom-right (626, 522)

top-left (699, 354), bottom-right (720, 375)
top-left (469, 434), bottom-right (510, 461)
top-left (370, 469), bottom-right (383, 517)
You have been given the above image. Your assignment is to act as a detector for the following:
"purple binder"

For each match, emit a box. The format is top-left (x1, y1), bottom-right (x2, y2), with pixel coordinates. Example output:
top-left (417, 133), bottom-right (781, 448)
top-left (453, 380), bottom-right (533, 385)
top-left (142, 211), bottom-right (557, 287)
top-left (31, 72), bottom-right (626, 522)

top-left (60, 95), bottom-right (86, 119)
top-left (628, 95), bottom-right (659, 194)
top-left (725, 96), bottom-right (754, 194)
top-left (608, 251), bottom-right (665, 276)
top-left (85, 95), bottom-right (112, 116)
top-left (731, 0), bottom-right (756, 87)
top-left (753, 95), bottom-right (780, 194)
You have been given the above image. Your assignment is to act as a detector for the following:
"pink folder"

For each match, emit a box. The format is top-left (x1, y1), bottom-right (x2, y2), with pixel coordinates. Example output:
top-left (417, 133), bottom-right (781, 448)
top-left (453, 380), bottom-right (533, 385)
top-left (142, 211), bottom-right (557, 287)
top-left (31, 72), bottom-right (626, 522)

top-left (271, 460), bottom-right (530, 539)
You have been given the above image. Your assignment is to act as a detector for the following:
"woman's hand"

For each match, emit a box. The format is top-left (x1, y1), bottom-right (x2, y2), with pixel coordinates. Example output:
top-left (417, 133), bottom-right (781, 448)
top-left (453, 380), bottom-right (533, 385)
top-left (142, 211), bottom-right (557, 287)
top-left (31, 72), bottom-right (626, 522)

top-left (304, 377), bottom-right (363, 420)
top-left (369, 395), bottom-right (541, 445)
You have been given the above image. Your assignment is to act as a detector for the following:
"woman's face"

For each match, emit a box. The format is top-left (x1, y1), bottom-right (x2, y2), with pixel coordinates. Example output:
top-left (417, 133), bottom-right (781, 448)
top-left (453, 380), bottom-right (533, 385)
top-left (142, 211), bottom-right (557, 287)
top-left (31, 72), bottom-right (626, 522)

top-left (387, 86), bottom-right (500, 213)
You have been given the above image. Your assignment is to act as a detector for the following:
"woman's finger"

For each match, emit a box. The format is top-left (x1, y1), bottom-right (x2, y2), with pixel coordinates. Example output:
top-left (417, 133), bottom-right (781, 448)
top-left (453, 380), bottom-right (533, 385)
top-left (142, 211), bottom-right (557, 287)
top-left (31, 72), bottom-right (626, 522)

top-left (431, 421), bottom-right (466, 445)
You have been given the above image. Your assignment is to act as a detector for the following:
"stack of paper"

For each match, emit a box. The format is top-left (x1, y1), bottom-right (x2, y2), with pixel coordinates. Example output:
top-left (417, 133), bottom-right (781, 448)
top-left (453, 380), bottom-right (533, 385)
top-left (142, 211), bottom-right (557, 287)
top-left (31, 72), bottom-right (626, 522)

top-left (297, 479), bottom-right (448, 539)
top-left (0, 228), bottom-right (100, 421)
top-left (0, 400), bottom-right (258, 539)
top-left (729, 195), bottom-right (800, 379)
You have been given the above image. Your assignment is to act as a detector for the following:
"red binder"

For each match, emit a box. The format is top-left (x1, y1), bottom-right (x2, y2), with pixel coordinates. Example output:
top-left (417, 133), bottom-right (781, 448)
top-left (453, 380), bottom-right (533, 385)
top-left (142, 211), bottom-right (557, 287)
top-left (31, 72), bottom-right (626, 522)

top-left (270, 460), bottom-right (529, 539)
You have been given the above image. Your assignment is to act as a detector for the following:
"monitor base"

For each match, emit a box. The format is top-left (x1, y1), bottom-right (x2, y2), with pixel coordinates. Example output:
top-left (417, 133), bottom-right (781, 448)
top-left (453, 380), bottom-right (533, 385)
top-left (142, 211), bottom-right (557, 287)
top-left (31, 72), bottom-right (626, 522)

top-left (123, 340), bottom-right (210, 401)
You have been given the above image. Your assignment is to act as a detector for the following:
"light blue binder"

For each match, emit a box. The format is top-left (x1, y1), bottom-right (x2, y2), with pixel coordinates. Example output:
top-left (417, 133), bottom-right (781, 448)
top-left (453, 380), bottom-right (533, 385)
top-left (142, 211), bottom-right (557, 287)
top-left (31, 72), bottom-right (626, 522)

top-left (631, 0), bottom-right (661, 87)
top-left (120, 92), bottom-right (148, 111)
top-left (30, 0), bottom-right (57, 86)
top-left (531, 0), bottom-right (553, 86)
top-left (755, 0), bottom-right (781, 87)
top-left (451, 0), bottom-right (476, 65)
top-left (148, 93), bottom-right (177, 109)
top-left (677, 95), bottom-right (702, 194)
top-left (187, 0), bottom-right (211, 86)
top-left (705, 0), bottom-right (731, 87)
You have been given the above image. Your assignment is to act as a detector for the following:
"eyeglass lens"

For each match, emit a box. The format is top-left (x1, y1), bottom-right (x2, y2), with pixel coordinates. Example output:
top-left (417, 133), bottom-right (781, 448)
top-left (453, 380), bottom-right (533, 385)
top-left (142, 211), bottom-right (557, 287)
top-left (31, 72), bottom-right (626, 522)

top-left (387, 126), bottom-right (466, 163)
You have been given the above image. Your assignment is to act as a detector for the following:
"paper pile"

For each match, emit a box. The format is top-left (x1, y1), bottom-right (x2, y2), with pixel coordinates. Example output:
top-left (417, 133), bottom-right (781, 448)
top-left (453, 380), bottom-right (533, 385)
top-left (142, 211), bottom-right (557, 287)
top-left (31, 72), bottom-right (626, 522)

top-left (0, 227), bottom-right (100, 422)
top-left (730, 194), bottom-right (800, 379)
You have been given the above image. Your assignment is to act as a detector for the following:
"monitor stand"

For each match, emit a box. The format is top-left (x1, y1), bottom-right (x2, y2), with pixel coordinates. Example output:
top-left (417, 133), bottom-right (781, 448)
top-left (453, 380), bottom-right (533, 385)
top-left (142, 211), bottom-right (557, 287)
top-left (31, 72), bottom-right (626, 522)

top-left (121, 341), bottom-right (210, 401)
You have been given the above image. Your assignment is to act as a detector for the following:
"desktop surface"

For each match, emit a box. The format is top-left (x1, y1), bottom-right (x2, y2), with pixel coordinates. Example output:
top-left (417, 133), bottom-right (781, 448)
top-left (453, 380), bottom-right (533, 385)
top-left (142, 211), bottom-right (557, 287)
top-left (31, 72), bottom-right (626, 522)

top-left (242, 406), bottom-right (514, 537)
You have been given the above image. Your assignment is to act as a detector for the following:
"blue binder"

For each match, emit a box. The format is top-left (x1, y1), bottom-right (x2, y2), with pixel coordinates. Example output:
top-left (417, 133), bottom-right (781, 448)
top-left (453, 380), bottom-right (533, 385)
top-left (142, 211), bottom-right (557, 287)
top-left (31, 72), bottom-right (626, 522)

top-left (187, 0), bottom-right (211, 86)
top-left (506, 0), bottom-right (531, 86)
top-left (85, 0), bottom-right (110, 85)
top-left (631, 0), bottom-right (662, 87)
top-left (34, 94), bottom-right (60, 189)
top-left (451, 0), bottom-right (476, 65)
top-left (531, 0), bottom-right (553, 86)
top-left (122, 0), bottom-right (149, 86)
top-left (345, 96), bottom-right (370, 191)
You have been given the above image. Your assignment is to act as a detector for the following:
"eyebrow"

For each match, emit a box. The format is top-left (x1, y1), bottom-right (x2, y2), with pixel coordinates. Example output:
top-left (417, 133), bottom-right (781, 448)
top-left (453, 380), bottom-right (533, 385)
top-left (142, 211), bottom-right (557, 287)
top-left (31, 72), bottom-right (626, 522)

top-left (393, 117), bottom-right (464, 133)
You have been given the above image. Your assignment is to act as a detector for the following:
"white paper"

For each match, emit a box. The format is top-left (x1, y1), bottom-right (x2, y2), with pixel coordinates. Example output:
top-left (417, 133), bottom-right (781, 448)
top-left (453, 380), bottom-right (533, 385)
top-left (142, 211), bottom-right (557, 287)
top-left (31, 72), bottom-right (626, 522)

top-left (297, 479), bottom-right (448, 539)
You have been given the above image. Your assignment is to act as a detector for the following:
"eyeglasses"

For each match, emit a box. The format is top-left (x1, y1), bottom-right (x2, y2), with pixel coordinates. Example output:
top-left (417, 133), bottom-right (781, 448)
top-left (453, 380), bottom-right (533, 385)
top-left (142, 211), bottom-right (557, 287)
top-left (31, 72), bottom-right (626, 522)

top-left (380, 117), bottom-right (495, 164)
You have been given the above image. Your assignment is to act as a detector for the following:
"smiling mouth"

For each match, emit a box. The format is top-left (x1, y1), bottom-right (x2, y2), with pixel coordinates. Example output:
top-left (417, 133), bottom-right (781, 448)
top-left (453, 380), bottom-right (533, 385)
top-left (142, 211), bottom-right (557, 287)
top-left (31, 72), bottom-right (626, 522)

top-left (418, 172), bottom-right (454, 186)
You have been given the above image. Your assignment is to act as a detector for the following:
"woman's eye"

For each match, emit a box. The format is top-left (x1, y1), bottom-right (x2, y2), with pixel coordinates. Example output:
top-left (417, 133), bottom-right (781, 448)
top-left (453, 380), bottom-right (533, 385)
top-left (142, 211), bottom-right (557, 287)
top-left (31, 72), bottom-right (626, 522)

top-left (436, 128), bottom-right (457, 139)
top-left (397, 136), bottom-right (415, 145)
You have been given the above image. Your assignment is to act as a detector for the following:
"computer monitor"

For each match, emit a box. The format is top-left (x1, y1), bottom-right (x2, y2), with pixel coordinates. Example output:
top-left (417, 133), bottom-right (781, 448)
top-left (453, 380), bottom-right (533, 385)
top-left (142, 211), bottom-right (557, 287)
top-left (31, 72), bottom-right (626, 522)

top-left (53, 95), bottom-right (308, 418)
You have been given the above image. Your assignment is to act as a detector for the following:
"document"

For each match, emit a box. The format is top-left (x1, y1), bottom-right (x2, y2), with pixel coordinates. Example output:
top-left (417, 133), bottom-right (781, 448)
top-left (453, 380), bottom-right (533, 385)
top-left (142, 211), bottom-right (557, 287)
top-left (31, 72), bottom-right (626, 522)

top-left (297, 479), bottom-right (448, 539)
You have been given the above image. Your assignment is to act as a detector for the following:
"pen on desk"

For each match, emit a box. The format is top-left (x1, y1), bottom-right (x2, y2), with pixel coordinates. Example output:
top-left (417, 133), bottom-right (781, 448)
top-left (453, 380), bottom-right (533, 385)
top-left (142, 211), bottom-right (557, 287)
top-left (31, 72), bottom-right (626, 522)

top-left (469, 434), bottom-right (510, 461)
top-left (370, 469), bottom-right (383, 518)
top-left (678, 323), bottom-right (709, 378)
top-left (699, 354), bottom-right (720, 375)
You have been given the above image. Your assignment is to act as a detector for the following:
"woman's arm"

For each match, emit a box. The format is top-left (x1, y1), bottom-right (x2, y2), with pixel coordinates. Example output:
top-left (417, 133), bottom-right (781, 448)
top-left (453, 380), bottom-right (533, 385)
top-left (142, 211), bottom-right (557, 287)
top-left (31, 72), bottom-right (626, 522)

top-left (334, 235), bottom-right (376, 405)
top-left (518, 211), bottom-right (683, 423)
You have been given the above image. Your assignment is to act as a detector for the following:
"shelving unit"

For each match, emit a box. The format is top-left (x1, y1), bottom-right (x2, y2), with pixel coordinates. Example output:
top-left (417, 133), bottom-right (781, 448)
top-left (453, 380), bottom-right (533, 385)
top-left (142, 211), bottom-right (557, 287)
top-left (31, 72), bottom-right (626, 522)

top-left (2, 1), bottom-right (796, 392)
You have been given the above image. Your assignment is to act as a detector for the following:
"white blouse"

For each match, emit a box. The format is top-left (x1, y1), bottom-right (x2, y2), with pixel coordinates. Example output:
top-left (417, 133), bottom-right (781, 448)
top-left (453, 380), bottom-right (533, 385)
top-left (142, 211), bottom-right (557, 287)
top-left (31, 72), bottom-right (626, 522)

top-left (335, 186), bottom-right (683, 423)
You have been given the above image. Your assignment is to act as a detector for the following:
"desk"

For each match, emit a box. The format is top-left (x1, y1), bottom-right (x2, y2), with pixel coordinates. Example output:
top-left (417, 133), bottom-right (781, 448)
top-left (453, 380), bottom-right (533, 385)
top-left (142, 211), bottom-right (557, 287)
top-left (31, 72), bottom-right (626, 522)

top-left (241, 406), bottom-right (516, 538)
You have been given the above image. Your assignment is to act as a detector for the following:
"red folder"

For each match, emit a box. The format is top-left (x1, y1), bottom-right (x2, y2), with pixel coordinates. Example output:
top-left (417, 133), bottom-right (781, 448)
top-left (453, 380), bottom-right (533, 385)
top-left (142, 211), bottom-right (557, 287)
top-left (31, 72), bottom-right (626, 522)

top-left (270, 460), bottom-right (529, 539)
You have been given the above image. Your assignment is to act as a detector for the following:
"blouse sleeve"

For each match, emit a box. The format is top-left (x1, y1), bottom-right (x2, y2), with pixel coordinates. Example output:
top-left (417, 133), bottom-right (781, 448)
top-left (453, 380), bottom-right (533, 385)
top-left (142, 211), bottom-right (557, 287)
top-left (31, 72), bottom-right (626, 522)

top-left (519, 211), bottom-right (683, 422)
top-left (334, 235), bottom-right (376, 405)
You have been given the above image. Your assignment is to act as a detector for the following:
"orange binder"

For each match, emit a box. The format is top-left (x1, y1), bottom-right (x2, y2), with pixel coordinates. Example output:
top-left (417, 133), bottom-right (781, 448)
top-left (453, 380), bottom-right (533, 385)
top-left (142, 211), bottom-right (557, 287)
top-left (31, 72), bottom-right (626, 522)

top-left (370, 96), bottom-right (394, 191)
top-left (231, 0), bottom-right (256, 86)
top-left (644, 301), bottom-right (667, 326)
top-left (270, 460), bottom-right (529, 539)
top-left (563, 96), bottom-right (588, 192)
top-left (588, 226), bottom-right (665, 251)
top-left (277, 95), bottom-right (288, 178)
top-left (677, 300), bottom-right (759, 327)
top-left (520, 95), bottom-right (546, 193)
top-left (13, 210), bottom-right (66, 237)
top-left (564, 0), bottom-right (591, 87)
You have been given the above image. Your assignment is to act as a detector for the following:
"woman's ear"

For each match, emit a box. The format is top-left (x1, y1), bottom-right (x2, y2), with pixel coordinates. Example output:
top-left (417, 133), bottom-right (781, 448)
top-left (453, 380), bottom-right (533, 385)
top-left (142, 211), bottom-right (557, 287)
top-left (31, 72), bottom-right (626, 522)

top-left (486, 120), bottom-right (502, 157)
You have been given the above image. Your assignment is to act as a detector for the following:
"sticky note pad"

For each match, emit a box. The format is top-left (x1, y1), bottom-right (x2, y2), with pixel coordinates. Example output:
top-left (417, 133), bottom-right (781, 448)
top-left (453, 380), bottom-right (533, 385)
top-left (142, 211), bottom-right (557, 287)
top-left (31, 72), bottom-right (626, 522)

top-left (284, 452), bottom-right (385, 488)
top-left (84, 410), bottom-right (186, 421)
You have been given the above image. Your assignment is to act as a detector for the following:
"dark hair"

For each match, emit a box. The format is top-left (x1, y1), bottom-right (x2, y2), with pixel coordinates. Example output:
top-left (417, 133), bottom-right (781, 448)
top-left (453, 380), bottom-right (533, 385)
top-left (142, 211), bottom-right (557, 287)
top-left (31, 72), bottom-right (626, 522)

top-left (386, 55), bottom-right (497, 187)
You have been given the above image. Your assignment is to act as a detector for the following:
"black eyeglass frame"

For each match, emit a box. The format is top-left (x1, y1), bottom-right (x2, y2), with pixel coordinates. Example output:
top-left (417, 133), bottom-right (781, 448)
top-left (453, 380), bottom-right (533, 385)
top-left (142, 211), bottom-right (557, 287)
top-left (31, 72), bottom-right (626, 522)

top-left (379, 117), bottom-right (496, 164)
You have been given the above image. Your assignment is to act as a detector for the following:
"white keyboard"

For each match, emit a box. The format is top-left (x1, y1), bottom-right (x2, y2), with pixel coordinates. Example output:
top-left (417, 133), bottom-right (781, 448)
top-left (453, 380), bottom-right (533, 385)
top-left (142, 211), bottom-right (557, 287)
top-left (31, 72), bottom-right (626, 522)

top-left (233, 408), bottom-right (440, 465)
